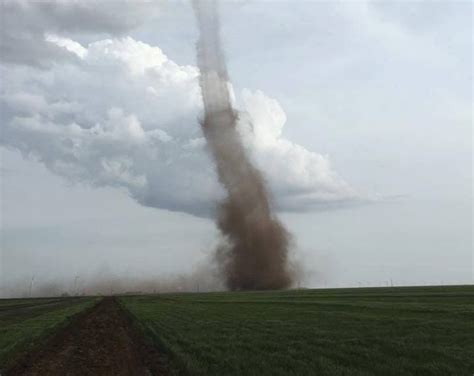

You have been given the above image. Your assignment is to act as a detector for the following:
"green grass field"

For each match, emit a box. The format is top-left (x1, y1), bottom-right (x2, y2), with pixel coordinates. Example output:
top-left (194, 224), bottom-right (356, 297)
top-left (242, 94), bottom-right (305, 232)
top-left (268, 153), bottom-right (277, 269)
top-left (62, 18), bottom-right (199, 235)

top-left (0, 297), bottom-right (97, 370)
top-left (121, 285), bottom-right (474, 376)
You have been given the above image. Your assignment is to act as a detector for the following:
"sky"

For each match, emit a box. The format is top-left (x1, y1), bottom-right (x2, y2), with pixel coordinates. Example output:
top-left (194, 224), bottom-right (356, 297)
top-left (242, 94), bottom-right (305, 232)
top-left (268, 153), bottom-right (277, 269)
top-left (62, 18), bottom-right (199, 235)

top-left (1, 0), bottom-right (472, 297)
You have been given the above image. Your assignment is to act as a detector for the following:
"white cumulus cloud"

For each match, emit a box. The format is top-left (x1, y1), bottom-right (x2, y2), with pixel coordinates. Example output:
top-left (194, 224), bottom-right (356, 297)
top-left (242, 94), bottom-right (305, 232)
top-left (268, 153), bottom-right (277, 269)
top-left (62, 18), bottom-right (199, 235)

top-left (1, 35), bottom-right (358, 216)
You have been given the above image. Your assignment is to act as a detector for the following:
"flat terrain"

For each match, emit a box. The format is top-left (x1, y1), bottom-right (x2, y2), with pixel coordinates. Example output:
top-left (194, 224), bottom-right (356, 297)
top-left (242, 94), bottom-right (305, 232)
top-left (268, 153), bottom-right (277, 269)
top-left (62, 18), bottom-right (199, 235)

top-left (121, 285), bottom-right (474, 376)
top-left (0, 297), bottom-right (96, 370)
top-left (1, 285), bottom-right (473, 375)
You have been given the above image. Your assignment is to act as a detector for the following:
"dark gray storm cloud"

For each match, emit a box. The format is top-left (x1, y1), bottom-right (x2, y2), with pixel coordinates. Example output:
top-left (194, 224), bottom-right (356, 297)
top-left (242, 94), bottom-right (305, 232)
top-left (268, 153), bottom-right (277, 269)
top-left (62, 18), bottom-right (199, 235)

top-left (0, 0), bottom-right (158, 67)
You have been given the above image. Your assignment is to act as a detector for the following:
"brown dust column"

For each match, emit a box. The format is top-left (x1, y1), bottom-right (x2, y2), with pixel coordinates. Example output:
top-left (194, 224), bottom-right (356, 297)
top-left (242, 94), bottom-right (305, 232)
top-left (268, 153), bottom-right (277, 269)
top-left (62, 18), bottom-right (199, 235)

top-left (193, 0), bottom-right (293, 290)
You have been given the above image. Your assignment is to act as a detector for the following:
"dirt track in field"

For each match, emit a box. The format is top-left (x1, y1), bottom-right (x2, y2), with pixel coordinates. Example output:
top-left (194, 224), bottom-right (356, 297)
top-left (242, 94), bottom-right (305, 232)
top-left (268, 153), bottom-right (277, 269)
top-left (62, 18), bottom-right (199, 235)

top-left (5, 297), bottom-right (168, 376)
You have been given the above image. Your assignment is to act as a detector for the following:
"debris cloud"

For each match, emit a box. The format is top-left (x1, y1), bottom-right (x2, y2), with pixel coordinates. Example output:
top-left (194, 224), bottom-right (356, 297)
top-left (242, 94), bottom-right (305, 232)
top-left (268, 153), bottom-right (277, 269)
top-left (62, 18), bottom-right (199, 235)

top-left (193, 0), bottom-right (293, 290)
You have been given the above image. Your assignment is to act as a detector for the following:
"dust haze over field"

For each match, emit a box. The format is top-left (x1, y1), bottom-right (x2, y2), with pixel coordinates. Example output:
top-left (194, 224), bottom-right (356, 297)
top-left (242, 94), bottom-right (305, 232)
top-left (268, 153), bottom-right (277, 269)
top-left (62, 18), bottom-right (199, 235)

top-left (193, 0), bottom-right (293, 290)
top-left (1, 265), bottom-right (225, 298)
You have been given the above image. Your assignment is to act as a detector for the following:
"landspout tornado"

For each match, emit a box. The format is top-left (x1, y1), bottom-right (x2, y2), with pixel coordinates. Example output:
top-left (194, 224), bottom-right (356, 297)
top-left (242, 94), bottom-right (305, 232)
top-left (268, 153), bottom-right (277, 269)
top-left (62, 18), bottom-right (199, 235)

top-left (193, 0), bottom-right (293, 290)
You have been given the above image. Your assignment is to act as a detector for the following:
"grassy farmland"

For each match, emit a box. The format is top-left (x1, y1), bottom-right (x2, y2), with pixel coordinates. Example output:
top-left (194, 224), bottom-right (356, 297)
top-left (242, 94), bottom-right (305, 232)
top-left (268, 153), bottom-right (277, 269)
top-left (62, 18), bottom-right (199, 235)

top-left (121, 285), bottom-right (474, 376)
top-left (0, 297), bottom-right (97, 370)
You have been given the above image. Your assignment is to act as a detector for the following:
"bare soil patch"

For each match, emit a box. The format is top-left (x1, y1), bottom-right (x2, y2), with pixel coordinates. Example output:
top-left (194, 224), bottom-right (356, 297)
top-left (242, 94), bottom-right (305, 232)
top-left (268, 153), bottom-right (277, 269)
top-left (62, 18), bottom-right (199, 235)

top-left (5, 297), bottom-right (168, 376)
